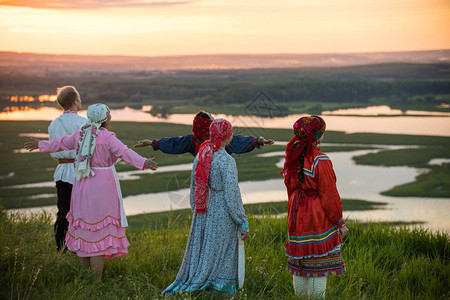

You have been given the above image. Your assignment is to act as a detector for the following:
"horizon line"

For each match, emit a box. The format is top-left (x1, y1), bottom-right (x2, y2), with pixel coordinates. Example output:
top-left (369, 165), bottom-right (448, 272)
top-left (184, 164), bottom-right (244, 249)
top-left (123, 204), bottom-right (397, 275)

top-left (1, 48), bottom-right (449, 58)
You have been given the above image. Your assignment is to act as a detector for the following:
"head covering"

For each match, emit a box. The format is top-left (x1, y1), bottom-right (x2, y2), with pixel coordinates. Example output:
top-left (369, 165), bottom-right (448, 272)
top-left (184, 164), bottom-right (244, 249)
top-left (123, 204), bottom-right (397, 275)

top-left (280, 115), bottom-right (326, 178)
top-left (194, 118), bottom-right (233, 213)
top-left (74, 104), bottom-right (110, 180)
top-left (192, 116), bottom-right (213, 154)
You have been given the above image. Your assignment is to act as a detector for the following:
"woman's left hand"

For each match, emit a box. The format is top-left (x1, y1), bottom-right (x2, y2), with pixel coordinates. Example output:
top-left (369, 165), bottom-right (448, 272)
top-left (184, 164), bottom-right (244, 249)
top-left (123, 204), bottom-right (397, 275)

top-left (241, 232), bottom-right (249, 241)
top-left (24, 137), bottom-right (40, 151)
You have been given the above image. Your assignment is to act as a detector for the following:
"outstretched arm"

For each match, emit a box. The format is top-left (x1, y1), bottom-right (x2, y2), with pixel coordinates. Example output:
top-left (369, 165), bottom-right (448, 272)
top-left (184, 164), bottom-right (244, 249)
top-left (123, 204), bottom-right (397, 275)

top-left (135, 135), bottom-right (196, 156)
top-left (24, 131), bottom-right (79, 153)
top-left (225, 135), bottom-right (274, 155)
top-left (110, 134), bottom-right (158, 170)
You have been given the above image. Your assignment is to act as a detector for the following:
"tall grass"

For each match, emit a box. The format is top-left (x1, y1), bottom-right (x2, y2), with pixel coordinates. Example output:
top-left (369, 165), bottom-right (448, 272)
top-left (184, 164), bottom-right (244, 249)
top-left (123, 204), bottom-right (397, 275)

top-left (1, 206), bottom-right (448, 299)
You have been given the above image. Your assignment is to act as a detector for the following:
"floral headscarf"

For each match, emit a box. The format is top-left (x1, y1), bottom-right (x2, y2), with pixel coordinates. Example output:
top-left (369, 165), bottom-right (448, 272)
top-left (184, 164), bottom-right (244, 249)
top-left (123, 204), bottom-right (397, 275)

top-left (280, 115), bottom-right (326, 178)
top-left (74, 104), bottom-right (110, 180)
top-left (192, 116), bottom-right (213, 154)
top-left (194, 118), bottom-right (233, 213)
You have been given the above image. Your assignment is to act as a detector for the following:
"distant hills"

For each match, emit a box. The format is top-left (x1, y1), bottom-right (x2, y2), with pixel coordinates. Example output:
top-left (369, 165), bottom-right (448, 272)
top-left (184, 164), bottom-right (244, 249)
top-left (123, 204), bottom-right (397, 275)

top-left (0, 49), bottom-right (448, 74)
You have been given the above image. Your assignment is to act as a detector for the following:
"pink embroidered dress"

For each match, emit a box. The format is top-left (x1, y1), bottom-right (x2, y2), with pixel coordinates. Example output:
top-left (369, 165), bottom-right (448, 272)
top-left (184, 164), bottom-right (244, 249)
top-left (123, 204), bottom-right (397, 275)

top-left (38, 127), bottom-right (147, 258)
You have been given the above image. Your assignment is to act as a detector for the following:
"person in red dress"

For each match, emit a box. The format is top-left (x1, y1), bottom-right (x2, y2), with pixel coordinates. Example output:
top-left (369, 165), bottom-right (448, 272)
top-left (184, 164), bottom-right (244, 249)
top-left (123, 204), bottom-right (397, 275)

top-left (280, 115), bottom-right (348, 298)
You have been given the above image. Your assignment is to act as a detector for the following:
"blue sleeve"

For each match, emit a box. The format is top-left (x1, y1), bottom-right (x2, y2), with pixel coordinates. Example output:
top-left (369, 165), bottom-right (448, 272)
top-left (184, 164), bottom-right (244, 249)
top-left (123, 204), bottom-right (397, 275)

top-left (223, 157), bottom-right (249, 233)
top-left (225, 134), bottom-right (260, 155)
top-left (152, 134), bottom-right (196, 156)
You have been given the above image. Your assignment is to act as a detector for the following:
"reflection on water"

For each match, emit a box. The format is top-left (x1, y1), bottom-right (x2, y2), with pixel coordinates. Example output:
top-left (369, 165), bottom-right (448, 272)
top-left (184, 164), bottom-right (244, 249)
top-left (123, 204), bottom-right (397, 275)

top-left (9, 95), bottom-right (57, 103)
top-left (322, 105), bottom-right (450, 116)
top-left (0, 172), bottom-right (14, 179)
top-left (27, 193), bottom-right (55, 200)
top-left (19, 133), bottom-right (50, 138)
top-left (1, 106), bottom-right (449, 137)
top-left (429, 158), bottom-right (450, 166)
top-left (8, 148), bottom-right (450, 232)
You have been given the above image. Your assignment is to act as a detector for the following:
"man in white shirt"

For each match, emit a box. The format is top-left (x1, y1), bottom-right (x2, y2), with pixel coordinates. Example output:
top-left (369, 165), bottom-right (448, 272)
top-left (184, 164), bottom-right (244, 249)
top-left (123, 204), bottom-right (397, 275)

top-left (49, 86), bottom-right (86, 251)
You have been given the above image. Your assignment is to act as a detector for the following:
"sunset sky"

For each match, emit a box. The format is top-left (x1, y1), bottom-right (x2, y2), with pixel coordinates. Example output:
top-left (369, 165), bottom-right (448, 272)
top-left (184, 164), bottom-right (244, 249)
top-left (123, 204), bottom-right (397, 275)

top-left (0, 0), bottom-right (449, 56)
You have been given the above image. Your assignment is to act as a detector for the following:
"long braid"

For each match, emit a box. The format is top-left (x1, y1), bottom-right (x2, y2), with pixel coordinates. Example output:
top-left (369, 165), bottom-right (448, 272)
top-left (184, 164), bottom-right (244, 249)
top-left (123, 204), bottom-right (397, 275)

top-left (297, 146), bottom-right (308, 184)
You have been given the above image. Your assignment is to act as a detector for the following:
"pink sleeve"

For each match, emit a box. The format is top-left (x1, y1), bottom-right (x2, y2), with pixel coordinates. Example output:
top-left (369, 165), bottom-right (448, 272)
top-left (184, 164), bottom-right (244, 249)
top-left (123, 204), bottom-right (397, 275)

top-left (38, 130), bottom-right (79, 153)
top-left (108, 133), bottom-right (146, 170)
top-left (317, 159), bottom-right (345, 228)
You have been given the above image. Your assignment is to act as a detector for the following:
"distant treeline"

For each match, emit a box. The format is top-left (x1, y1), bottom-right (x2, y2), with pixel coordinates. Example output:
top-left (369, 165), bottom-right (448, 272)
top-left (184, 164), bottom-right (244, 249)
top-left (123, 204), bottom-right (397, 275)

top-left (1, 63), bottom-right (449, 110)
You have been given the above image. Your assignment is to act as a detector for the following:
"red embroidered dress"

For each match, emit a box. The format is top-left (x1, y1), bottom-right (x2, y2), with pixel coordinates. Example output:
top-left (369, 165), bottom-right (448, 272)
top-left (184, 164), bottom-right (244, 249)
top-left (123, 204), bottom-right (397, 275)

top-left (285, 147), bottom-right (345, 276)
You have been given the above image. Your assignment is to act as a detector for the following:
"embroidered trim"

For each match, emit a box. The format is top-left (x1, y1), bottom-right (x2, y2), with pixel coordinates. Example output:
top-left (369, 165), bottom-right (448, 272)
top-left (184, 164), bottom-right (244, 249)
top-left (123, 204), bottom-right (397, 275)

top-left (63, 110), bottom-right (77, 114)
top-left (288, 228), bottom-right (339, 245)
top-left (303, 155), bottom-right (330, 178)
top-left (288, 266), bottom-right (345, 277)
top-left (66, 232), bottom-right (126, 243)
top-left (68, 212), bottom-right (120, 224)
top-left (285, 243), bottom-right (343, 260)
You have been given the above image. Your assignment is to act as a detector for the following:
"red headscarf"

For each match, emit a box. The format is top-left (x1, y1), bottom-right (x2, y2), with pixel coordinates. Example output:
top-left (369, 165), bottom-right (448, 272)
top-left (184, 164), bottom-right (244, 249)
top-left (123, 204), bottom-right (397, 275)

top-left (194, 118), bottom-right (233, 213)
top-left (280, 116), bottom-right (326, 179)
top-left (192, 116), bottom-right (213, 154)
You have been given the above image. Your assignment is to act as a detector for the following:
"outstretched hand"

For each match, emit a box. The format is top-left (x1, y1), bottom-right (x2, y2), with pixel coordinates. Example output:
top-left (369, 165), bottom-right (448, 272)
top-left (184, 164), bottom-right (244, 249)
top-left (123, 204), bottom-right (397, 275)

top-left (24, 137), bottom-right (40, 151)
top-left (257, 137), bottom-right (275, 147)
top-left (145, 157), bottom-right (158, 171)
top-left (134, 139), bottom-right (152, 148)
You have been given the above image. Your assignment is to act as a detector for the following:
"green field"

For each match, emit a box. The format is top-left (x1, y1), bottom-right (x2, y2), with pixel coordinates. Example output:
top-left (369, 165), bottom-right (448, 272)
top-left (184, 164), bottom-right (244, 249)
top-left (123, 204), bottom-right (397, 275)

top-left (1, 206), bottom-right (448, 299)
top-left (127, 199), bottom-right (388, 231)
top-left (0, 120), bottom-right (449, 210)
top-left (2, 63), bottom-right (450, 117)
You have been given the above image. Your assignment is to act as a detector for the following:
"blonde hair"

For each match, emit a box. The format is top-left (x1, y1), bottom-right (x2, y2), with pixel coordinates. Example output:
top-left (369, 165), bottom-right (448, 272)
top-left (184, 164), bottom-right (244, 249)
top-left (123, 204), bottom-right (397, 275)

top-left (56, 86), bottom-right (79, 110)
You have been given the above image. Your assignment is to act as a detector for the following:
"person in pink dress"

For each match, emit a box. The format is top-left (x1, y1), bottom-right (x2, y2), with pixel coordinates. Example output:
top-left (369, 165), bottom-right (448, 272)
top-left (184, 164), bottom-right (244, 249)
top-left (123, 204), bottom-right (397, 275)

top-left (24, 103), bottom-right (158, 278)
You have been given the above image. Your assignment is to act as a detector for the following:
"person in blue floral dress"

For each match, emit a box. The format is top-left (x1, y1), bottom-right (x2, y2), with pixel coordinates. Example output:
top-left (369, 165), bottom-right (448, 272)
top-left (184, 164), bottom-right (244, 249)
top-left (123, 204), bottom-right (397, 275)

top-left (163, 118), bottom-right (249, 296)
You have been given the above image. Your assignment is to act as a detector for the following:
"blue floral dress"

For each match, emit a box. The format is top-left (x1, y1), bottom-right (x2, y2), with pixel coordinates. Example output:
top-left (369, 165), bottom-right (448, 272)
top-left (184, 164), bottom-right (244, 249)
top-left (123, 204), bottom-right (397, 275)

top-left (163, 148), bottom-right (249, 296)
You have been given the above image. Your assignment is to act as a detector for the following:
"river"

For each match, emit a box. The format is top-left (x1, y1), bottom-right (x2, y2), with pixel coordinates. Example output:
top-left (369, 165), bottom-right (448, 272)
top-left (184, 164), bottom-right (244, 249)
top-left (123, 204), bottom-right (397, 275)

top-left (7, 146), bottom-right (450, 232)
top-left (1, 105), bottom-right (450, 136)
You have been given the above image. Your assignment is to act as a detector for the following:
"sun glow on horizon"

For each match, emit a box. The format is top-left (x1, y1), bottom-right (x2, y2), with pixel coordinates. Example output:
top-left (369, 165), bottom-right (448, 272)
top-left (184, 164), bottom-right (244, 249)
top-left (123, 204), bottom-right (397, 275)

top-left (0, 0), bottom-right (449, 56)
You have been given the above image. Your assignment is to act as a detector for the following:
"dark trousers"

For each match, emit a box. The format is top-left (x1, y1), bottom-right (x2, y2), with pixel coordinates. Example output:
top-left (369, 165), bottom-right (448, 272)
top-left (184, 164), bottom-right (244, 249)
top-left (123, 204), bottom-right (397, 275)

top-left (54, 180), bottom-right (72, 251)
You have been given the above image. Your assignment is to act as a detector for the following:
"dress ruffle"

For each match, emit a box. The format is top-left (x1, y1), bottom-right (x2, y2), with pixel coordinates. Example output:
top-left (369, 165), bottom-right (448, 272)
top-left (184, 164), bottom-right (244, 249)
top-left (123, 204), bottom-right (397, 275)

top-left (65, 232), bottom-right (130, 256)
top-left (285, 231), bottom-right (343, 260)
top-left (66, 212), bottom-right (121, 231)
top-left (163, 278), bottom-right (237, 297)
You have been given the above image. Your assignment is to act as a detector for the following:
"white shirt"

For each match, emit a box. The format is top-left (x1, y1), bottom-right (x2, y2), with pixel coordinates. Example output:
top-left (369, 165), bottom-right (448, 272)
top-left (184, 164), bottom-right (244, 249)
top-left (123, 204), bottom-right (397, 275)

top-left (48, 111), bottom-right (86, 184)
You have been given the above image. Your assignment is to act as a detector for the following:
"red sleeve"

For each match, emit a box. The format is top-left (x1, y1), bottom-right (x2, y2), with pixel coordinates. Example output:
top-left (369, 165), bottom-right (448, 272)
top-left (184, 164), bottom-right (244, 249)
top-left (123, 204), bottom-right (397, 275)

top-left (316, 158), bottom-right (345, 228)
top-left (284, 175), bottom-right (300, 199)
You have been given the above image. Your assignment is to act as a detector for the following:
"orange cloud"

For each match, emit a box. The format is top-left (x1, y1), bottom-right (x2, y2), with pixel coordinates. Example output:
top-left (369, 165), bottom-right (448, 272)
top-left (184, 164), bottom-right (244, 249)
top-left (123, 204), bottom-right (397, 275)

top-left (0, 0), bottom-right (194, 9)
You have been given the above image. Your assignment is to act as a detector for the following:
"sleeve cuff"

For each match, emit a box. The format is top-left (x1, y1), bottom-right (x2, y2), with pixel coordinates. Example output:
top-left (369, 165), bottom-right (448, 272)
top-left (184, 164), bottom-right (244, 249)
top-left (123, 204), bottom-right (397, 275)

top-left (252, 137), bottom-right (260, 148)
top-left (239, 220), bottom-right (249, 234)
top-left (38, 141), bottom-right (45, 152)
top-left (152, 139), bottom-right (159, 151)
top-left (336, 218), bottom-right (345, 228)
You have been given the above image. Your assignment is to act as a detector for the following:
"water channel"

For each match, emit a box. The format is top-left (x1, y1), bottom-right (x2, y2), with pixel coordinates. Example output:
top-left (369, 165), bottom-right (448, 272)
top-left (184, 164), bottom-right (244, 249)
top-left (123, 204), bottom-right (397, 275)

top-left (7, 146), bottom-right (450, 232)
top-left (3, 105), bottom-right (449, 231)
